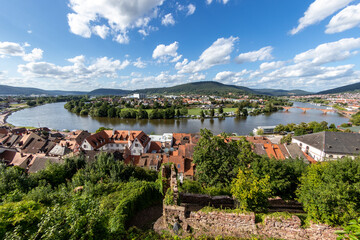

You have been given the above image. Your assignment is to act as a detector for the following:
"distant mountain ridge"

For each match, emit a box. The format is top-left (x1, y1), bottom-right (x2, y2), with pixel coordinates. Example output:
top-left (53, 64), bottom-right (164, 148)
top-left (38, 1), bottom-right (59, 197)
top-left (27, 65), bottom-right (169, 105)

top-left (1, 82), bottom-right (313, 96)
top-left (318, 82), bottom-right (360, 94)
top-left (0, 84), bottom-right (87, 96)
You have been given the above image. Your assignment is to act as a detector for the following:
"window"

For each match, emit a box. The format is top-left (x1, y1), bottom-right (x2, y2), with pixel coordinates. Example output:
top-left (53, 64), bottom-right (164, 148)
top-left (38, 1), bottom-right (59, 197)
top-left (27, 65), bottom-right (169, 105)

top-left (177, 164), bottom-right (180, 169)
top-left (135, 143), bottom-right (139, 147)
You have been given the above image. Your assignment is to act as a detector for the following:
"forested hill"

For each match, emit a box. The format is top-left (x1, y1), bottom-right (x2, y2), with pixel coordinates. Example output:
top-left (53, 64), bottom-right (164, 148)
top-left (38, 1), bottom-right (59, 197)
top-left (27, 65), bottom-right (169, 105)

top-left (135, 81), bottom-right (255, 95)
top-left (2, 81), bottom-right (313, 96)
top-left (0, 84), bottom-right (87, 96)
top-left (87, 88), bottom-right (132, 96)
top-left (318, 82), bottom-right (360, 94)
top-left (253, 89), bottom-right (312, 96)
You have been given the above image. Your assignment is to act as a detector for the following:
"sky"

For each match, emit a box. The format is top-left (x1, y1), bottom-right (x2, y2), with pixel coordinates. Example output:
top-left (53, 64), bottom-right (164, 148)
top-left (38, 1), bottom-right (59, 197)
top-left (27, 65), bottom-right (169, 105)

top-left (0, 0), bottom-right (360, 92)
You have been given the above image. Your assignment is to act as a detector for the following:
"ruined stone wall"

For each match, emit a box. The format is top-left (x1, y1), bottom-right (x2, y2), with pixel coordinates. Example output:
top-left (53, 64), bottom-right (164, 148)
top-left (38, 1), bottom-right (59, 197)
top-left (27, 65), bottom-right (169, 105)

top-left (161, 205), bottom-right (340, 240)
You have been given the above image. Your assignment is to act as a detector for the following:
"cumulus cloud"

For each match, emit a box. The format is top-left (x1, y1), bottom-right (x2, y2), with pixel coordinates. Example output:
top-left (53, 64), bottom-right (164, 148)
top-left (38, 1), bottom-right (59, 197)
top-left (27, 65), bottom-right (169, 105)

top-left (260, 61), bottom-right (285, 71)
top-left (235, 46), bottom-right (273, 64)
top-left (133, 57), bottom-right (146, 68)
top-left (118, 71), bottom-right (205, 89)
top-left (18, 55), bottom-right (130, 80)
top-left (67, 0), bottom-right (164, 43)
top-left (177, 36), bottom-right (238, 73)
top-left (326, 3), bottom-right (360, 33)
top-left (294, 38), bottom-right (360, 65)
top-left (161, 13), bottom-right (175, 26)
top-left (152, 41), bottom-right (182, 62)
top-left (213, 70), bottom-right (249, 84)
top-left (290, 0), bottom-right (353, 35)
top-left (92, 25), bottom-right (110, 39)
top-left (0, 41), bottom-right (43, 62)
top-left (187, 4), bottom-right (196, 15)
top-left (206, 0), bottom-right (229, 4)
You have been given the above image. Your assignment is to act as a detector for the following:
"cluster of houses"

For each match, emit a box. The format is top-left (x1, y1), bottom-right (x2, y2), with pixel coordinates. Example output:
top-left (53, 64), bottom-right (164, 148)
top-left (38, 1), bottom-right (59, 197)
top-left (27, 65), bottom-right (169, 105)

top-left (1, 125), bottom-right (360, 178)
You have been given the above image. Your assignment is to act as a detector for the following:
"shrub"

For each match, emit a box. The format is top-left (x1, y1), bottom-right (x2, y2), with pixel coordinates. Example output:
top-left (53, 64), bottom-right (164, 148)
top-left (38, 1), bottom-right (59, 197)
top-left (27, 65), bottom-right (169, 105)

top-left (297, 158), bottom-right (360, 225)
top-left (231, 169), bottom-right (271, 212)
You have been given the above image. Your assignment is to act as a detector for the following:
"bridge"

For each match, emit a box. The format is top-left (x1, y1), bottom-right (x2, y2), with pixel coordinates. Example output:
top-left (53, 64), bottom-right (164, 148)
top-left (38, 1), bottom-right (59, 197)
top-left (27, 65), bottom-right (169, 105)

top-left (281, 106), bottom-right (336, 114)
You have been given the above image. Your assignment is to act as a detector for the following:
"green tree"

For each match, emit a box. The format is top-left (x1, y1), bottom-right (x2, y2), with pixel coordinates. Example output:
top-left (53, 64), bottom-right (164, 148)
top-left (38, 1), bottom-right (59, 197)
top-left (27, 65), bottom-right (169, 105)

top-left (351, 112), bottom-right (360, 126)
top-left (280, 134), bottom-right (292, 144)
top-left (297, 158), bottom-right (360, 225)
top-left (193, 129), bottom-right (249, 187)
top-left (200, 110), bottom-right (205, 118)
top-left (231, 168), bottom-right (271, 212)
top-left (218, 106), bottom-right (224, 114)
top-left (210, 108), bottom-right (215, 117)
top-left (107, 107), bottom-right (117, 118)
top-left (251, 157), bottom-right (307, 200)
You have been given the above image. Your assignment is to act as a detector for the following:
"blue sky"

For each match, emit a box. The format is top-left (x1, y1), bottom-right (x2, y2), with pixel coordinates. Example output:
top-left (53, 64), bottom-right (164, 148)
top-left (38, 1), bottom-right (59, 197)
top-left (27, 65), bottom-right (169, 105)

top-left (0, 0), bottom-right (360, 92)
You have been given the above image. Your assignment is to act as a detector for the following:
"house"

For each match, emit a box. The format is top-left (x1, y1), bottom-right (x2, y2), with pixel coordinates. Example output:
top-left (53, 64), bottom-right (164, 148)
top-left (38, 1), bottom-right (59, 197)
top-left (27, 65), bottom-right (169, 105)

top-left (137, 153), bottom-right (163, 171)
top-left (149, 133), bottom-right (173, 149)
top-left (292, 132), bottom-right (360, 162)
top-left (253, 126), bottom-right (277, 135)
top-left (27, 154), bottom-right (62, 173)
top-left (0, 150), bottom-right (32, 168)
top-left (81, 130), bottom-right (151, 156)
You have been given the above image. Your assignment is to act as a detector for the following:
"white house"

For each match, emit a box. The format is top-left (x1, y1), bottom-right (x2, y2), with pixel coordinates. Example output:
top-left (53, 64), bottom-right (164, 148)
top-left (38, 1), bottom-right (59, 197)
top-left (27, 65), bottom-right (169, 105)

top-left (81, 130), bottom-right (151, 156)
top-left (253, 126), bottom-right (277, 135)
top-left (292, 131), bottom-right (360, 162)
top-left (149, 133), bottom-right (173, 148)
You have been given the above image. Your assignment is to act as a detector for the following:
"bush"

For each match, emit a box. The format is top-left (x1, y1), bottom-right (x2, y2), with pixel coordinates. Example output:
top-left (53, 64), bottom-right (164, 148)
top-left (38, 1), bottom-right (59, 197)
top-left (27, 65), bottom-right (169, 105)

top-left (251, 157), bottom-right (307, 200)
top-left (297, 158), bottom-right (360, 225)
top-left (231, 169), bottom-right (271, 212)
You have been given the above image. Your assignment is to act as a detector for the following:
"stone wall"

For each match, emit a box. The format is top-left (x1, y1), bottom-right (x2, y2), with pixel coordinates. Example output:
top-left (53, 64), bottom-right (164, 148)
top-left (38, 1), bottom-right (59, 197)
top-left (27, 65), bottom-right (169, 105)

top-left (160, 205), bottom-right (340, 240)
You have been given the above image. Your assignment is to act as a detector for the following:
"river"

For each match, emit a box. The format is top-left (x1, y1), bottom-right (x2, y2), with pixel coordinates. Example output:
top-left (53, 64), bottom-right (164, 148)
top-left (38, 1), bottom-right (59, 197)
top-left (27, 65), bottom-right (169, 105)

top-left (7, 102), bottom-right (348, 135)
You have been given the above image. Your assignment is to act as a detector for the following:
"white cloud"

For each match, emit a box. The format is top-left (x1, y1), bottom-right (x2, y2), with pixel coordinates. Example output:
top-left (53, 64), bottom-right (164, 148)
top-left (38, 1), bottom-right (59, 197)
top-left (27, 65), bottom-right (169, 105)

top-left (92, 25), bottom-right (110, 39)
top-left (294, 38), bottom-right (360, 65)
top-left (213, 70), bottom-right (249, 84)
top-left (27, 30), bottom-right (32, 34)
top-left (162, 13), bottom-right (175, 26)
top-left (133, 57), bottom-right (146, 68)
top-left (0, 41), bottom-right (43, 62)
top-left (187, 4), bottom-right (196, 15)
top-left (22, 48), bottom-right (43, 62)
top-left (206, 0), bottom-right (229, 4)
top-left (152, 41), bottom-right (181, 62)
top-left (235, 46), bottom-right (273, 64)
top-left (67, 0), bottom-right (164, 43)
top-left (260, 61), bottom-right (285, 71)
top-left (18, 55), bottom-right (130, 80)
top-left (290, 0), bottom-right (353, 35)
top-left (177, 36), bottom-right (238, 73)
top-left (326, 3), bottom-right (360, 34)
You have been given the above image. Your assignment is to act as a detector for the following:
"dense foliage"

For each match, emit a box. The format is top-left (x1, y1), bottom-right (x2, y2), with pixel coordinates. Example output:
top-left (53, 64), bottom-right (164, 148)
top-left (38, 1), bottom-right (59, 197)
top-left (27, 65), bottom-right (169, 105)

top-left (231, 169), bottom-right (271, 212)
top-left (297, 158), bottom-right (360, 226)
top-left (0, 153), bottom-right (161, 239)
top-left (351, 112), bottom-right (360, 126)
top-left (274, 121), bottom-right (338, 136)
top-left (193, 129), bottom-right (260, 187)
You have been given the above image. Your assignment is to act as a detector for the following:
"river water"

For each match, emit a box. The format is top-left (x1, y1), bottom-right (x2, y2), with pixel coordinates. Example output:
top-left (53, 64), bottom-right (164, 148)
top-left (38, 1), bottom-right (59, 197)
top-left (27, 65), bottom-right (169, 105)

top-left (7, 102), bottom-right (348, 135)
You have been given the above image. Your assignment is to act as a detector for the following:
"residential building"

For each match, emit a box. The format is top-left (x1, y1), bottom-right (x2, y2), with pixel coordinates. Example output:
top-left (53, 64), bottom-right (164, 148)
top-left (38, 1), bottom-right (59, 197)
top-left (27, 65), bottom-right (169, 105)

top-left (81, 130), bottom-right (151, 156)
top-left (293, 132), bottom-right (360, 161)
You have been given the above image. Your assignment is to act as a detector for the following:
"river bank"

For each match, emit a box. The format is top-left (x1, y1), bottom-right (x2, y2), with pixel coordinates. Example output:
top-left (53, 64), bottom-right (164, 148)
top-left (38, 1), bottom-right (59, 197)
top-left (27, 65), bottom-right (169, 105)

top-left (0, 111), bottom-right (11, 125)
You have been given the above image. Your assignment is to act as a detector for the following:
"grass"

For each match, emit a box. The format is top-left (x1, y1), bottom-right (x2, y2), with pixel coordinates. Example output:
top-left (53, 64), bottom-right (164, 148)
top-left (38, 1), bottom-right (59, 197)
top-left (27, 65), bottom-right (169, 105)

top-left (200, 206), bottom-right (250, 214)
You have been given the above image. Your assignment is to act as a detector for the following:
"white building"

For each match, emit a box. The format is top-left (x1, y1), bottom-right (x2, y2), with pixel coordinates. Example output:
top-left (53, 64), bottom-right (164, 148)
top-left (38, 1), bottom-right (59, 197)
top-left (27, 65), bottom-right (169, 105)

top-left (292, 132), bottom-right (360, 162)
top-left (149, 133), bottom-right (173, 148)
top-left (253, 126), bottom-right (277, 135)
